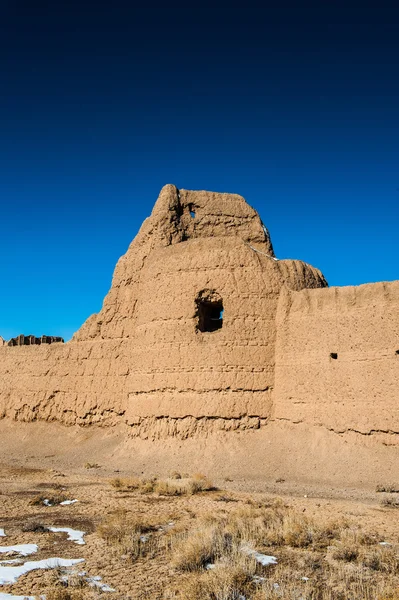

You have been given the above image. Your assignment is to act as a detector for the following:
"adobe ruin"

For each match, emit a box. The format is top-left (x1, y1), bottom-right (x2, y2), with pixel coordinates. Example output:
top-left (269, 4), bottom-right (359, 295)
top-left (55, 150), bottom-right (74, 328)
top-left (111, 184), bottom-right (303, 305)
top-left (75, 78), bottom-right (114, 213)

top-left (7, 335), bottom-right (64, 346)
top-left (0, 185), bottom-right (397, 482)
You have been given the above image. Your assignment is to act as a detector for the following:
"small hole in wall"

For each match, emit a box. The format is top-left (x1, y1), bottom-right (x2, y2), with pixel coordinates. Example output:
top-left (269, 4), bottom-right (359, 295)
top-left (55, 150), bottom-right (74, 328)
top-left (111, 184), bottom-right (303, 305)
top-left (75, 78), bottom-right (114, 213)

top-left (396, 350), bottom-right (399, 355)
top-left (330, 352), bottom-right (338, 360)
top-left (189, 204), bottom-right (196, 218)
top-left (195, 291), bottom-right (223, 333)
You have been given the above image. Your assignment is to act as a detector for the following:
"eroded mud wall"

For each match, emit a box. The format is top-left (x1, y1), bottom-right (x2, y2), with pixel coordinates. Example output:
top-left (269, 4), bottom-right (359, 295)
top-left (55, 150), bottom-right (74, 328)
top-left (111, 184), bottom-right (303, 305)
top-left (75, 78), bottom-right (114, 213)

top-left (0, 341), bottom-right (129, 425)
top-left (0, 185), bottom-right (327, 437)
top-left (274, 281), bottom-right (399, 440)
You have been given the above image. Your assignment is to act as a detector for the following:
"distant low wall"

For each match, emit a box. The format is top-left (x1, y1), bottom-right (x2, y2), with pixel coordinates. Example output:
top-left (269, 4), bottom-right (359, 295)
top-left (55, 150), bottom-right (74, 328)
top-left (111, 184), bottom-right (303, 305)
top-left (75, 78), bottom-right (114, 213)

top-left (7, 334), bottom-right (64, 346)
top-left (274, 281), bottom-right (399, 438)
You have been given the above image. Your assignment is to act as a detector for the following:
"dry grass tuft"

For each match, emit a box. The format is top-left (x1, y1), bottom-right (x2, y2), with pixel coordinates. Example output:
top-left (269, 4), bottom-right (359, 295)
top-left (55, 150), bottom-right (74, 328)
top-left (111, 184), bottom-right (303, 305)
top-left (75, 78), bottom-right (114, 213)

top-left (381, 495), bottom-right (399, 508)
top-left (215, 493), bottom-right (239, 503)
top-left (164, 502), bottom-right (399, 599)
top-left (45, 571), bottom-right (92, 600)
top-left (376, 484), bottom-right (399, 493)
top-left (155, 477), bottom-right (214, 496)
top-left (46, 590), bottom-right (88, 600)
top-left (22, 521), bottom-right (49, 533)
top-left (29, 491), bottom-right (68, 506)
top-left (97, 510), bottom-right (160, 560)
top-left (109, 476), bottom-right (142, 490)
top-left (109, 474), bottom-right (214, 496)
top-left (167, 559), bottom-right (256, 600)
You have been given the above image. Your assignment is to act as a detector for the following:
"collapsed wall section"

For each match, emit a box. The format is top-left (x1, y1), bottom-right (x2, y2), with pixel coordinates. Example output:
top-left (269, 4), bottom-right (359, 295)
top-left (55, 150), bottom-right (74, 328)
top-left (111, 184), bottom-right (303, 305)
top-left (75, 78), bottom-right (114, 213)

top-left (274, 281), bottom-right (399, 438)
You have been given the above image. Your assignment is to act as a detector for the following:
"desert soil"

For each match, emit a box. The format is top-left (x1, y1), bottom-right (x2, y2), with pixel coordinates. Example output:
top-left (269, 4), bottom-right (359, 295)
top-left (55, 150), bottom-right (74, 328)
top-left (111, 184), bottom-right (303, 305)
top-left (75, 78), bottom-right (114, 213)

top-left (1, 458), bottom-right (399, 599)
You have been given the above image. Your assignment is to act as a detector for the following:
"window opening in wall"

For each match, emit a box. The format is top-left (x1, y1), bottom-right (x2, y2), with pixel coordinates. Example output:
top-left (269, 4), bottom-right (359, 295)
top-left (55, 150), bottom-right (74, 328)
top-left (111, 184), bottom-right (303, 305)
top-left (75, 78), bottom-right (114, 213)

top-left (195, 290), bottom-right (223, 333)
top-left (189, 203), bottom-right (196, 218)
top-left (330, 352), bottom-right (338, 360)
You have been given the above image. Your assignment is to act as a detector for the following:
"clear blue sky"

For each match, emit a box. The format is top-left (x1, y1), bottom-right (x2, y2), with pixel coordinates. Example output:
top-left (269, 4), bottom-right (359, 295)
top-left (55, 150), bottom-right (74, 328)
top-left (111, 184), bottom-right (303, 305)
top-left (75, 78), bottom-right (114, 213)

top-left (1, 2), bottom-right (398, 341)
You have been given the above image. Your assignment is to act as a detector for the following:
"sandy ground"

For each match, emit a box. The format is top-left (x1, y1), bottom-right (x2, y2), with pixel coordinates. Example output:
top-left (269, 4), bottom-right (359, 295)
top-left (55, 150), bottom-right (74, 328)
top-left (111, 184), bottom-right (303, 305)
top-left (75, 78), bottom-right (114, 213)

top-left (1, 459), bottom-right (399, 599)
top-left (0, 419), bottom-right (398, 495)
top-left (1, 419), bottom-right (398, 598)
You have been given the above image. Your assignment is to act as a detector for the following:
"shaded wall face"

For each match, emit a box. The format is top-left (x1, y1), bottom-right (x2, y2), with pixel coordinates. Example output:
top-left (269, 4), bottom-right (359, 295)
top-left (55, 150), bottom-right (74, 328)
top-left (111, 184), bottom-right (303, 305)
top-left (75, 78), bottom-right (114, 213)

top-left (274, 281), bottom-right (399, 435)
top-left (124, 237), bottom-right (285, 424)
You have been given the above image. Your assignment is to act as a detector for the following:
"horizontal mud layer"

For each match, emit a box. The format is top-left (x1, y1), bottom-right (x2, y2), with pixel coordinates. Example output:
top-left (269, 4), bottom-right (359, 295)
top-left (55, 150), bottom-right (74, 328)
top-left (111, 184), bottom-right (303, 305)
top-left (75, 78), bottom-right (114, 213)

top-left (126, 415), bottom-right (267, 439)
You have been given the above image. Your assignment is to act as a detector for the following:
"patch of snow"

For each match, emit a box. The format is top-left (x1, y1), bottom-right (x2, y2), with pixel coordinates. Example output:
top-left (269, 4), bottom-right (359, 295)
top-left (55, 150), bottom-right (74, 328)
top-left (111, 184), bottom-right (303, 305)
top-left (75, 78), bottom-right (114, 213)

top-left (99, 584), bottom-right (115, 593)
top-left (241, 546), bottom-right (277, 566)
top-left (205, 563), bottom-right (215, 570)
top-left (139, 535), bottom-right (148, 543)
top-left (0, 546), bottom-right (38, 558)
top-left (86, 576), bottom-right (115, 593)
top-left (62, 571), bottom-right (115, 593)
top-left (379, 542), bottom-right (391, 546)
top-left (0, 595), bottom-right (45, 600)
top-left (0, 557), bottom-right (84, 585)
top-left (48, 527), bottom-right (85, 545)
top-left (0, 531), bottom-right (5, 538)
top-left (302, 576), bottom-right (310, 581)
top-left (43, 499), bottom-right (52, 506)
top-left (0, 594), bottom-right (36, 599)
top-left (59, 500), bottom-right (78, 506)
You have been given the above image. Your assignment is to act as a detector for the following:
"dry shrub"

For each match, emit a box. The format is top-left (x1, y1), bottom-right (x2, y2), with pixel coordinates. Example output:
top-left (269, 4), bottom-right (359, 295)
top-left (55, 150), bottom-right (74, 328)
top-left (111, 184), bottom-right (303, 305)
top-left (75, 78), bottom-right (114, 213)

top-left (22, 521), bottom-right (49, 533)
top-left (154, 479), bottom-right (188, 496)
top-left (169, 521), bottom-right (251, 573)
top-left (170, 560), bottom-right (256, 600)
top-left (376, 484), bottom-right (399, 493)
top-left (215, 494), bottom-right (239, 503)
top-left (244, 495), bottom-right (286, 509)
top-left (110, 476), bottom-right (141, 490)
top-left (30, 491), bottom-right (68, 506)
top-left (223, 504), bottom-right (320, 549)
top-left (282, 513), bottom-right (314, 547)
top-left (165, 502), bottom-right (399, 600)
top-left (328, 528), bottom-right (382, 565)
top-left (171, 526), bottom-right (218, 571)
top-left (381, 496), bottom-right (399, 508)
top-left (97, 510), bottom-right (159, 560)
top-left (109, 473), bottom-right (213, 496)
top-left (140, 478), bottom-right (157, 493)
top-left (157, 477), bottom-right (213, 496)
top-left (378, 590), bottom-right (399, 600)
top-left (109, 476), bottom-right (157, 493)
top-left (330, 543), bottom-right (359, 562)
top-left (250, 561), bottom-right (398, 600)
top-left (46, 573), bottom-right (91, 600)
top-left (169, 509), bottom-right (272, 573)
top-left (46, 590), bottom-right (88, 600)
top-left (362, 547), bottom-right (399, 573)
